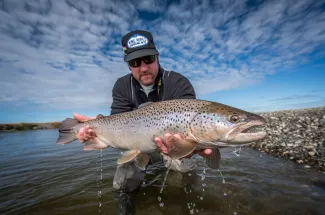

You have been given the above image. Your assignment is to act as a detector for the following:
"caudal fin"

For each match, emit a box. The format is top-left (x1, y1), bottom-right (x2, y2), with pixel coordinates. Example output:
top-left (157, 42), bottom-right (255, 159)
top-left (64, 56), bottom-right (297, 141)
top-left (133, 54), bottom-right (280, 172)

top-left (56, 118), bottom-right (79, 145)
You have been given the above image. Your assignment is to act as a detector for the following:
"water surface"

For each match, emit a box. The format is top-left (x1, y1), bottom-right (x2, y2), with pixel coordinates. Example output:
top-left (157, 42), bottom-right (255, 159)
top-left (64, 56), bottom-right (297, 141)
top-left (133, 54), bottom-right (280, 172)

top-left (1, 130), bottom-right (324, 215)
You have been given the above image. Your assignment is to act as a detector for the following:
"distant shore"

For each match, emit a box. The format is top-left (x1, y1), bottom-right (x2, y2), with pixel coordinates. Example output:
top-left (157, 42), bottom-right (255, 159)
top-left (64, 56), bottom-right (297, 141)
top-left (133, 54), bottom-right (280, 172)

top-left (0, 122), bottom-right (60, 131)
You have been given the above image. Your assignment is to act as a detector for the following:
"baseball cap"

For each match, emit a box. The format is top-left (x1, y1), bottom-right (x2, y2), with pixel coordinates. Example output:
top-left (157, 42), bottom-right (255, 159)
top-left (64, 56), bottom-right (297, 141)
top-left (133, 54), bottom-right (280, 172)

top-left (121, 30), bottom-right (159, 62)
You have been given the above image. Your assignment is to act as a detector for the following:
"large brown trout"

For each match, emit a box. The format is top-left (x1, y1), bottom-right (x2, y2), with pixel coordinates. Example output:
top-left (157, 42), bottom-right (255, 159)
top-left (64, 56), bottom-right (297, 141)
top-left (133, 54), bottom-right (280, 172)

top-left (56, 99), bottom-right (267, 168)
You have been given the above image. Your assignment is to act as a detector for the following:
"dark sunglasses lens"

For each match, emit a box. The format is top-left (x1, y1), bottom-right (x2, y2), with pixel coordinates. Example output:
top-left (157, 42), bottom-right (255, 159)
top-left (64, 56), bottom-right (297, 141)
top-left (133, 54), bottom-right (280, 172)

top-left (128, 55), bottom-right (155, 67)
top-left (143, 55), bottom-right (155, 64)
top-left (129, 59), bottom-right (141, 67)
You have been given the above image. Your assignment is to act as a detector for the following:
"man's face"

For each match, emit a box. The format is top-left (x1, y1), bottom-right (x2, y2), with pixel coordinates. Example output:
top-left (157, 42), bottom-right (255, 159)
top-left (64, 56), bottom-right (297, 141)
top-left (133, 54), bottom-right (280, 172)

top-left (128, 55), bottom-right (159, 86)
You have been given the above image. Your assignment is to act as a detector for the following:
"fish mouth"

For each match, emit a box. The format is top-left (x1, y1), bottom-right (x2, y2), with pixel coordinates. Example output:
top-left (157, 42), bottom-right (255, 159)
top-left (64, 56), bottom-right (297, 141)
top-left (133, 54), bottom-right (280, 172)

top-left (225, 119), bottom-right (267, 144)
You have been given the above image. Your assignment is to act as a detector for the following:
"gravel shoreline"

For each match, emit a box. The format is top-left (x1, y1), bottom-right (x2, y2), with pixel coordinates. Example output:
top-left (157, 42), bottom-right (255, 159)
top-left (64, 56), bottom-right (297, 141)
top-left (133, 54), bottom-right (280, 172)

top-left (0, 122), bottom-right (60, 131)
top-left (250, 107), bottom-right (325, 172)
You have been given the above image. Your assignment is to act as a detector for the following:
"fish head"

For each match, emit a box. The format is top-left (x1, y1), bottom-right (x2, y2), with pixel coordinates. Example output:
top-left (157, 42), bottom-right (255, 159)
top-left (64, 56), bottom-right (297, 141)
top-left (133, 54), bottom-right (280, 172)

top-left (189, 102), bottom-right (267, 147)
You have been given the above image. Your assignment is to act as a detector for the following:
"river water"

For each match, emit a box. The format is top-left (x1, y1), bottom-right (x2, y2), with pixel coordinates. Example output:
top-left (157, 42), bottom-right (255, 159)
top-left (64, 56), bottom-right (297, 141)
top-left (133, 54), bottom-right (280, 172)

top-left (1, 129), bottom-right (324, 215)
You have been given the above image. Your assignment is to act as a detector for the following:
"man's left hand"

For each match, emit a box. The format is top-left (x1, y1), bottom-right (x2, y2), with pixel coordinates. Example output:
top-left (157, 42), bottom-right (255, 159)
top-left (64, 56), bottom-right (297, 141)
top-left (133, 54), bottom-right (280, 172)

top-left (154, 133), bottom-right (212, 158)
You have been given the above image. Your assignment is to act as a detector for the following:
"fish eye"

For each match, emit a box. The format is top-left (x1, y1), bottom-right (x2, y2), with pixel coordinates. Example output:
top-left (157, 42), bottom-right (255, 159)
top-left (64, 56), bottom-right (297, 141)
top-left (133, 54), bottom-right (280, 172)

top-left (229, 115), bottom-right (240, 123)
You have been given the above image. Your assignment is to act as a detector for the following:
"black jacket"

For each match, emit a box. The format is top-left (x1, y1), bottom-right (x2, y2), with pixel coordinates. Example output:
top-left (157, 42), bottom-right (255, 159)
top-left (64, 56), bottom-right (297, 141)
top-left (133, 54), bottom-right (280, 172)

top-left (111, 66), bottom-right (196, 115)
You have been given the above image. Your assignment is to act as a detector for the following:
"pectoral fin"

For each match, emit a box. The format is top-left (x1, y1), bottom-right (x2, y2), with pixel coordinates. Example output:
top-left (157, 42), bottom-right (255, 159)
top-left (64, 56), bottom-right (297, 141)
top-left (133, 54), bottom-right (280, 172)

top-left (83, 138), bottom-right (108, 151)
top-left (117, 149), bottom-right (141, 165)
top-left (166, 135), bottom-right (197, 160)
top-left (204, 148), bottom-right (221, 169)
top-left (135, 153), bottom-right (150, 169)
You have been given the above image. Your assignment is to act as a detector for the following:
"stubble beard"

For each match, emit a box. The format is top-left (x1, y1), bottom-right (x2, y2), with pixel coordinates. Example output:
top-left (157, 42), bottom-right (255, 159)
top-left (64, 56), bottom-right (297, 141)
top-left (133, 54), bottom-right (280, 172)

top-left (139, 71), bottom-right (156, 86)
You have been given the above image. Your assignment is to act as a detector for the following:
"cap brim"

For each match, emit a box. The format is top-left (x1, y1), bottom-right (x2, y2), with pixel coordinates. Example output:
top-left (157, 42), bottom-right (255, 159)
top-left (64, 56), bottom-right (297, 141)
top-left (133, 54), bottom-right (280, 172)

top-left (124, 49), bottom-right (159, 62)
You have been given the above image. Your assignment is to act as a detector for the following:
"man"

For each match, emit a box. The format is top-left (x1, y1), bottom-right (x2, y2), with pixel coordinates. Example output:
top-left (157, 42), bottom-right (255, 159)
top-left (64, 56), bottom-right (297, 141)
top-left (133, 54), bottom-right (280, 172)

top-left (74, 30), bottom-right (211, 214)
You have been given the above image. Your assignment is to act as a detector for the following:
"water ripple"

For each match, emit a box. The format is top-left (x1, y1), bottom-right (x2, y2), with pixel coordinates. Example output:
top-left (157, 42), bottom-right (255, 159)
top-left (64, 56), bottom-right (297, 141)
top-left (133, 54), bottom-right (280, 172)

top-left (0, 130), bottom-right (325, 215)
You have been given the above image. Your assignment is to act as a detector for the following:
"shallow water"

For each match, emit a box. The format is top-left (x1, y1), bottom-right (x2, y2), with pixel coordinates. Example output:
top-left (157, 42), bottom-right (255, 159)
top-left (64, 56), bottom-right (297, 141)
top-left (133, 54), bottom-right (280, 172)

top-left (0, 129), bottom-right (325, 215)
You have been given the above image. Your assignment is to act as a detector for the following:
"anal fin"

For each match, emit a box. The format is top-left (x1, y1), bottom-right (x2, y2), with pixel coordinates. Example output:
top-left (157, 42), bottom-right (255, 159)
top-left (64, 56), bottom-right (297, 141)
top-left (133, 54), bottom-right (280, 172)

top-left (135, 153), bottom-right (150, 169)
top-left (204, 148), bottom-right (221, 169)
top-left (117, 149), bottom-right (140, 165)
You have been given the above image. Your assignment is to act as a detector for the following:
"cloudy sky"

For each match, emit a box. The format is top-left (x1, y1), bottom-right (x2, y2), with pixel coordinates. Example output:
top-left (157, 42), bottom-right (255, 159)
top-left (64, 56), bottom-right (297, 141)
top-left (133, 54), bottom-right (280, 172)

top-left (1, 0), bottom-right (325, 123)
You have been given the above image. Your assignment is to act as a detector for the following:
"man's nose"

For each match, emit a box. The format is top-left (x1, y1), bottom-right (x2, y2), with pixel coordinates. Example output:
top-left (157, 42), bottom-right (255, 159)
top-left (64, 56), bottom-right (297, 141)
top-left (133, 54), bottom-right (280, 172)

top-left (139, 60), bottom-right (149, 71)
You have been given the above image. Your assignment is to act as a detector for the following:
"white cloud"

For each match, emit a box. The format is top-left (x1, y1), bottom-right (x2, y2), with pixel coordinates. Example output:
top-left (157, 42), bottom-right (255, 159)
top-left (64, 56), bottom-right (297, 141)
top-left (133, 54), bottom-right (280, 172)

top-left (134, 0), bottom-right (167, 13)
top-left (0, 0), bottom-right (134, 112)
top-left (0, 0), bottom-right (324, 115)
top-left (270, 94), bottom-right (325, 102)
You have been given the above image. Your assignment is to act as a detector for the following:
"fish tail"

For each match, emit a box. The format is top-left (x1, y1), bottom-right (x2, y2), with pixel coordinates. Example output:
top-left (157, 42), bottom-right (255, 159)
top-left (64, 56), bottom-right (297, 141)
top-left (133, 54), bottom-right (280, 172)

top-left (56, 118), bottom-right (79, 145)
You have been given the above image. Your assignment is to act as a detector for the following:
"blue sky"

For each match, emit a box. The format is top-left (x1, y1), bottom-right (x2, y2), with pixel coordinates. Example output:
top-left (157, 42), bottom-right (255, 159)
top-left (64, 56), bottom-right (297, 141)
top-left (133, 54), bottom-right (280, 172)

top-left (0, 0), bottom-right (325, 123)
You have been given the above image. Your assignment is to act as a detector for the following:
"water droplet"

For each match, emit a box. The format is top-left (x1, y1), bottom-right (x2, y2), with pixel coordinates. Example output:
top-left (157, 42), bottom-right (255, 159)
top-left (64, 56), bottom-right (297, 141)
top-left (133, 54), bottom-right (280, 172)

top-left (188, 173), bottom-right (192, 176)
top-left (202, 188), bottom-right (205, 192)
top-left (159, 202), bottom-right (164, 207)
top-left (234, 212), bottom-right (237, 215)
top-left (200, 196), bottom-right (203, 200)
top-left (143, 193), bottom-right (146, 195)
top-left (224, 193), bottom-right (227, 196)
top-left (158, 196), bottom-right (161, 201)
top-left (160, 165), bottom-right (171, 193)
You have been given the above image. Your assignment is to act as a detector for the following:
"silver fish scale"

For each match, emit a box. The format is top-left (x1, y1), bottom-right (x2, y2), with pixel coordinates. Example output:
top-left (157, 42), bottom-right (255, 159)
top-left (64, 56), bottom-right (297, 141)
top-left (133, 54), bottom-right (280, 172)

top-left (77, 99), bottom-right (212, 151)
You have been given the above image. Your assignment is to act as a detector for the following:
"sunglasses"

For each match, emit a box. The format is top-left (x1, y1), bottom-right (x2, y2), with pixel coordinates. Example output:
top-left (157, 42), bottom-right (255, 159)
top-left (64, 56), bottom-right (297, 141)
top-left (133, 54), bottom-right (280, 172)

top-left (128, 55), bottom-right (156, 68)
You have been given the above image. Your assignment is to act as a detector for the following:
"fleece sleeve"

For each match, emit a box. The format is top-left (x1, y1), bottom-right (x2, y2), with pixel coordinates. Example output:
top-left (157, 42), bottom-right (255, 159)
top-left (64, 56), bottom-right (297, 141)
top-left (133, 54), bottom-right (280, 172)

top-left (110, 78), bottom-right (133, 115)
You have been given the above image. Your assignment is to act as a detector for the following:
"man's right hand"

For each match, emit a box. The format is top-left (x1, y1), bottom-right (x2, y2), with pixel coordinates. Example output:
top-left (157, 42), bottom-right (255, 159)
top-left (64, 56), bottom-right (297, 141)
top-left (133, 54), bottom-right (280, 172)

top-left (155, 133), bottom-right (212, 158)
top-left (73, 113), bottom-right (96, 142)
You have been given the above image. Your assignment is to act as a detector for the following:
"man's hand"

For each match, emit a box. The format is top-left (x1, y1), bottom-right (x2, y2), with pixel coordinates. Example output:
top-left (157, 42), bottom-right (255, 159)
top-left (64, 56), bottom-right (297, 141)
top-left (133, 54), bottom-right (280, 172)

top-left (154, 133), bottom-right (212, 158)
top-left (73, 113), bottom-right (96, 143)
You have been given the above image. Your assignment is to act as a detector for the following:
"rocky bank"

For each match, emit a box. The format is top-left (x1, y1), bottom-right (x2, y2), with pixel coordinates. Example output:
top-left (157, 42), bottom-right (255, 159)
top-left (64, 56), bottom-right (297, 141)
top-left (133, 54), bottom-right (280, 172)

top-left (250, 107), bottom-right (325, 172)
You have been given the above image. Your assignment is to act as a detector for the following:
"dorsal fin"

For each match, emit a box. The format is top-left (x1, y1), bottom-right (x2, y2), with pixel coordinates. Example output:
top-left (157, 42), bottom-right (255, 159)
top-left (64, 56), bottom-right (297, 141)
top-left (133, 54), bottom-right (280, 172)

top-left (96, 114), bottom-right (104, 118)
top-left (138, 102), bottom-right (153, 109)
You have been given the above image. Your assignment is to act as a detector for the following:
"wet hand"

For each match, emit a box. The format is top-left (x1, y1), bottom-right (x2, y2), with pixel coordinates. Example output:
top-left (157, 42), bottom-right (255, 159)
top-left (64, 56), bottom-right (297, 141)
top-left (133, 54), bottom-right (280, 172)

top-left (73, 113), bottom-right (96, 143)
top-left (154, 133), bottom-right (212, 158)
